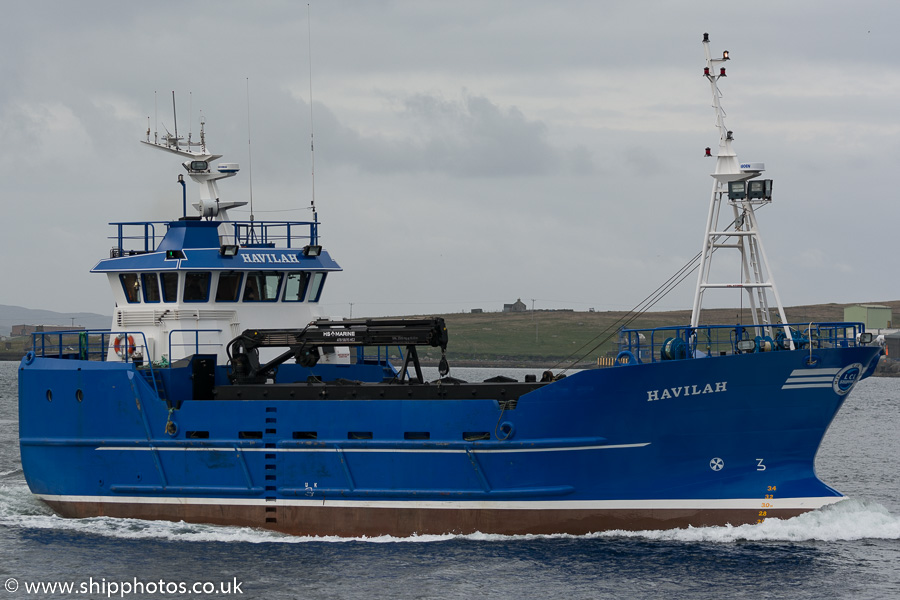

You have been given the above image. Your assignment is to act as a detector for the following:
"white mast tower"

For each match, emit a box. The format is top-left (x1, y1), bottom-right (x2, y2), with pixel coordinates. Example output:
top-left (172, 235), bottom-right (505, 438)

top-left (690, 33), bottom-right (793, 349)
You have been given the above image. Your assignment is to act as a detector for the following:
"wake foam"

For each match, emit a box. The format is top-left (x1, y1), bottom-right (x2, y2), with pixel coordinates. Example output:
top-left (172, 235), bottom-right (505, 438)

top-left (591, 498), bottom-right (900, 543)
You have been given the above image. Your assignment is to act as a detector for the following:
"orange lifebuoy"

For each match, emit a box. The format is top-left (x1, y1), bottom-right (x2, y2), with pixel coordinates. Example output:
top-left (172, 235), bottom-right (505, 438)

top-left (114, 333), bottom-right (136, 359)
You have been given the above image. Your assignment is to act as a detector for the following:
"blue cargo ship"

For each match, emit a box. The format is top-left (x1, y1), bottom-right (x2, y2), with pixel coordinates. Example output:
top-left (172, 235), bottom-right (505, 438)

top-left (17, 35), bottom-right (882, 536)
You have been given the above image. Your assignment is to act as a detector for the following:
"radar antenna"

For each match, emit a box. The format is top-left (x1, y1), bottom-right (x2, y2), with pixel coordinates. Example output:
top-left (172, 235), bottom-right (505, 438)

top-left (141, 96), bottom-right (247, 230)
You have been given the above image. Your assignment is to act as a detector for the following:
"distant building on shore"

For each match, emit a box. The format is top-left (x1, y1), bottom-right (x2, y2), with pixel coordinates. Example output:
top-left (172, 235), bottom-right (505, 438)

top-left (844, 305), bottom-right (892, 330)
top-left (503, 299), bottom-right (527, 313)
top-left (11, 324), bottom-right (84, 337)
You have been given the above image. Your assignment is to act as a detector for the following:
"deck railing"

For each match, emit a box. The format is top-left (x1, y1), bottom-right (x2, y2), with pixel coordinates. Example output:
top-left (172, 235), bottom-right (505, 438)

top-left (31, 329), bottom-right (396, 370)
top-left (617, 322), bottom-right (869, 364)
top-left (108, 219), bottom-right (319, 256)
top-left (30, 330), bottom-right (113, 361)
top-left (29, 330), bottom-right (163, 398)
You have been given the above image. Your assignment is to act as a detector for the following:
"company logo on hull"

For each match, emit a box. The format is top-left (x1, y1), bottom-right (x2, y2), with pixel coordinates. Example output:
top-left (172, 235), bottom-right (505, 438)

top-left (647, 382), bottom-right (727, 401)
top-left (781, 364), bottom-right (863, 396)
top-left (833, 363), bottom-right (862, 396)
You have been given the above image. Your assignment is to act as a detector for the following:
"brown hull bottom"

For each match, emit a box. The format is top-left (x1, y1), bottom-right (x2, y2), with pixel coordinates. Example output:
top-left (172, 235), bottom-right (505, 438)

top-left (42, 500), bottom-right (810, 537)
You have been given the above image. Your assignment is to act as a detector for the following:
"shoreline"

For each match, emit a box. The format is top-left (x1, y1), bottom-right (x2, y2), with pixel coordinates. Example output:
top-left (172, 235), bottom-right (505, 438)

top-left (4, 354), bottom-right (897, 377)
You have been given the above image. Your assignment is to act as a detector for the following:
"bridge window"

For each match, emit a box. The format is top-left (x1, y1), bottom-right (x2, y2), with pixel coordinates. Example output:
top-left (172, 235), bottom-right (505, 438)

top-left (308, 272), bottom-right (327, 302)
top-left (160, 272), bottom-right (178, 302)
top-left (119, 273), bottom-right (140, 304)
top-left (183, 272), bottom-right (211, 302)
top-left (141, 273), bottom-right (160, 303)
top-left (215, 271), bottom-right (243, 303)
top-left (282, 272), bottom-right (310, 302)
top-left (243, 272), bottom-right (283, 302)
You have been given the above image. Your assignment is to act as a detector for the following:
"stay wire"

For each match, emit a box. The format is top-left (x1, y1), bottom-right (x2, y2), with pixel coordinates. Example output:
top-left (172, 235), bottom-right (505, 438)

top-left (553, 250), bottom-right (704, 374)
top-left (553, 215), bottom-right (747, 374)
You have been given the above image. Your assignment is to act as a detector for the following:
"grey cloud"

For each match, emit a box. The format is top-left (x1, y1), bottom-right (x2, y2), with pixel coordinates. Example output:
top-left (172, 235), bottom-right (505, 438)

top-left (319, 91), bottom-right (592, 178)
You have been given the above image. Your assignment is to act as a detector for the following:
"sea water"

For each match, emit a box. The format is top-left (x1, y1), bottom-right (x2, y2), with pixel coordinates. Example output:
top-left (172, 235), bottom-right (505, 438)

top-left (1, 361), bottom-right (898, 599)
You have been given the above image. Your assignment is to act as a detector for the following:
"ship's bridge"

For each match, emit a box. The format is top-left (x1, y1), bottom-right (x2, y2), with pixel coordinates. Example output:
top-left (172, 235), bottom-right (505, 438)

top-left (91, 218), bottom-right (343, 365)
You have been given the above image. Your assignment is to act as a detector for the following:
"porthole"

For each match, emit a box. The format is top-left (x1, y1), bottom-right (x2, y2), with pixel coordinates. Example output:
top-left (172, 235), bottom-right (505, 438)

top-left (46, 389), bottom-right (52, 402)
top-left (75, 389), bottom-right (84, 402)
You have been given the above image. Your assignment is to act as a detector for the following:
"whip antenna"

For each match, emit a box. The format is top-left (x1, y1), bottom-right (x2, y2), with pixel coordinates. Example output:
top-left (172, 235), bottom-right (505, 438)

top-left (246, 77), bottom-right (256, 226)
top-left (171, 91), bottom-right (178, 150)
top-left (308, 3), bottom-right (316, 214)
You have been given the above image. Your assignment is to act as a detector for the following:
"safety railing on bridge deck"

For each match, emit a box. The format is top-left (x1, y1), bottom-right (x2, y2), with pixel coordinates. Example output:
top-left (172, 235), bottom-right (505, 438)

top-left (228, 220), bottom-right (318, 249)
top-left (107, 219), bottom-right (319, 256)
top-left (108, 222), bottom-right (159, 257)
top-left (616, 322), bottom-right (871, 365)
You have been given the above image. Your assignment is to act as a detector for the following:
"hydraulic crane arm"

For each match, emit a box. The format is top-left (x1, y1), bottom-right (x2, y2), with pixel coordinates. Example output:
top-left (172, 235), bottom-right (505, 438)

top-left (226, 317), bottom-right (449, 384)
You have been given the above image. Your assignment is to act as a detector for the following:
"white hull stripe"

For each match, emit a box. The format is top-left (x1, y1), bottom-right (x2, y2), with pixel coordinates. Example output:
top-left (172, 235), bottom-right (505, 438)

top-left (782, 383), bottom-right (832, 390)
top-left (789, 368), bottom-right (840, 376)
top-left (35, 493), bottom-right (845, 512)
top-left (783, 367), bottom-right (840, 391)
top-left (784, 376), bottom-right (834, 384)
top-left (96, 443), bottom-right (650, 454)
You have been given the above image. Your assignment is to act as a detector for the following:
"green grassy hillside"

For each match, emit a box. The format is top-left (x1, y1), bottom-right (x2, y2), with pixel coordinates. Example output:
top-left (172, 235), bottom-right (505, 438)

top-left (418, 300), bottom-right (900, 368)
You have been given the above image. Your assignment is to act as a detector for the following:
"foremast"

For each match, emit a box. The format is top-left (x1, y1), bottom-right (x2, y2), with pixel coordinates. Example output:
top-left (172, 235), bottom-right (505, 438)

top-left (690, 34), bottom-right (793, 348)
top-left (141, 114), bottom-right (247, 223)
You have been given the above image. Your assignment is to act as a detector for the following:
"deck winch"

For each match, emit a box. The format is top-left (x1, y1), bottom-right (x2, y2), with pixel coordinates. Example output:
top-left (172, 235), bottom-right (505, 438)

top-left (227, 317), bottom-right (449, 384)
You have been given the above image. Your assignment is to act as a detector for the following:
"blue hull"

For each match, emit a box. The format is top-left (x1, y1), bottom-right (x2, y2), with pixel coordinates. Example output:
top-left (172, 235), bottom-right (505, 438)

top-left (18, 345), bottom-right (881, 535)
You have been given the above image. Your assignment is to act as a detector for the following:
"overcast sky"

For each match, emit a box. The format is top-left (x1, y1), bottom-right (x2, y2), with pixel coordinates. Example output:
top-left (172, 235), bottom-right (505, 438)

top-left (1, 1), bottom-right (897, 319)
